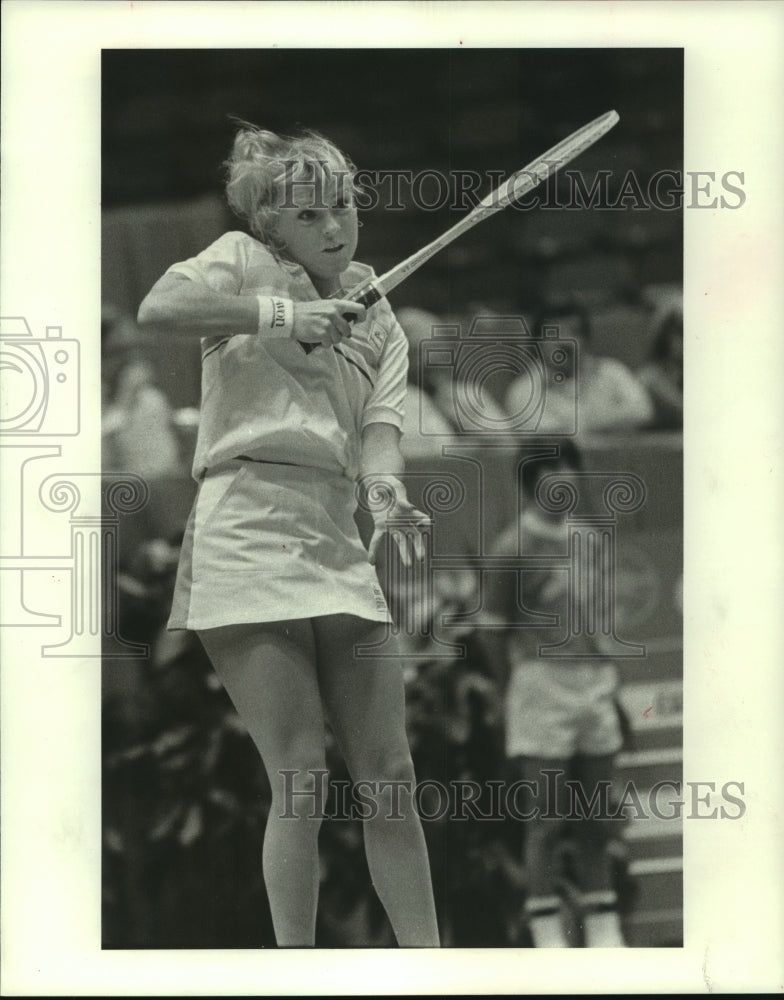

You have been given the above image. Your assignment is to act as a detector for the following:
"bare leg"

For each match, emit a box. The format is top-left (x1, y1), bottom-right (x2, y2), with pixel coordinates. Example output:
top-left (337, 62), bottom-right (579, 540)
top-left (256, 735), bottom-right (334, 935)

top-left (313, 614), bottom-right (440, 947)
top-left (198, 620), bottom-right (325, 947)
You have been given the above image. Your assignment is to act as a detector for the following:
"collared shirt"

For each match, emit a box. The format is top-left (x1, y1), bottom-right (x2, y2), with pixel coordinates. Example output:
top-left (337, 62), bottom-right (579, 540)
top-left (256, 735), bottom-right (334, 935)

top-left (167, 231), bottom-right (408, 481)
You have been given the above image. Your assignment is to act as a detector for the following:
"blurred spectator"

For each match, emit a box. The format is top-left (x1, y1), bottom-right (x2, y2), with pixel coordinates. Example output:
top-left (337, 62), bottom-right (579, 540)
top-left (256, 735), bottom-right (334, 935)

top-left (481, 441), bottom-right (627, 947)
top-left (102, 304), bottom-right (186, 478)
top-left (397, 307), bottom-right (513, 455)
top-left (504, 301), bottom-right (653, 438)
top-left (637, 299), bottom-right (683, 430)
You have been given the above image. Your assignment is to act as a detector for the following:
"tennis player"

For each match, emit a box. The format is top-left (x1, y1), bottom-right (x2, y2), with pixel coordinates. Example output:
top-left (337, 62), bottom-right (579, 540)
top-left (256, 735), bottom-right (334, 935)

top-left (138, 124), bottom-right (439, 948)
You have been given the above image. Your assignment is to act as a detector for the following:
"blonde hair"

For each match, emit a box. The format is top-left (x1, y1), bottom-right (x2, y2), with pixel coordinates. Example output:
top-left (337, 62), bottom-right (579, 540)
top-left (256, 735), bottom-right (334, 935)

top-left (224, 120), bottom-right (357, 251)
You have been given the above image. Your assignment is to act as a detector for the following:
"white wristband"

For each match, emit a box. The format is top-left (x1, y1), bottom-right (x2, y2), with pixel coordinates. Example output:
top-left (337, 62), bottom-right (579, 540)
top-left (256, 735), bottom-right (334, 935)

top-left (256, 296), bottom-right (294, 339)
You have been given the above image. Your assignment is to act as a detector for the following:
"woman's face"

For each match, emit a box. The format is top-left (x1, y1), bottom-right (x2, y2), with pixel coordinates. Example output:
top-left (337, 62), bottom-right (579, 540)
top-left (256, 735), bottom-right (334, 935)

top-left (273, 168), bottom-right (358, 294)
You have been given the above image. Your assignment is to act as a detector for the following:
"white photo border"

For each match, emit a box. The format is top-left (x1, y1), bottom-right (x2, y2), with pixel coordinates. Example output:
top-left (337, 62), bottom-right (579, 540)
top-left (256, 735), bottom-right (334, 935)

top-left (1, 0), bottom-right (782, 994)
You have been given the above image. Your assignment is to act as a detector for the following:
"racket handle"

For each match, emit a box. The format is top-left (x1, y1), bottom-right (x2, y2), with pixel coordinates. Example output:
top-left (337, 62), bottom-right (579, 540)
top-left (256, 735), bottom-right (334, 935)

top-left (298, 283), bottom-right (383, 354)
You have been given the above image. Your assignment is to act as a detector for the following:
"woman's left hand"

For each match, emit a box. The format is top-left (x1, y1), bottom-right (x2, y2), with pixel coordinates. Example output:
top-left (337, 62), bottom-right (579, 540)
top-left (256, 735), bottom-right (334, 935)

top-left (365, 477), bottom-right (432, 567)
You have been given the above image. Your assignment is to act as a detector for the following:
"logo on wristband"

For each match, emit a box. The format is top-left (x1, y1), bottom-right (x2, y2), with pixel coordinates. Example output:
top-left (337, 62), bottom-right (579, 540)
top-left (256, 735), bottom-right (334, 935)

top-left (271, 298), bottom-right (287, 330)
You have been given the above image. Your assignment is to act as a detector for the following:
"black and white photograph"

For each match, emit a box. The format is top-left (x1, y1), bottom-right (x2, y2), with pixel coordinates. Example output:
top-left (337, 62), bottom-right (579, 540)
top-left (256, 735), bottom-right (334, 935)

top-left (1, 1), bottom-right (782, 994)
top-left (99, 46), bottom-right (684, 952)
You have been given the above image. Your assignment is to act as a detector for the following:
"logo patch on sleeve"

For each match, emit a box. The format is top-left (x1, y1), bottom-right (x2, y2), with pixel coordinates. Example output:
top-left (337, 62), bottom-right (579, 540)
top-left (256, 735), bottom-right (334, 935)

top-left (368, 321), bottom-right (387, 353)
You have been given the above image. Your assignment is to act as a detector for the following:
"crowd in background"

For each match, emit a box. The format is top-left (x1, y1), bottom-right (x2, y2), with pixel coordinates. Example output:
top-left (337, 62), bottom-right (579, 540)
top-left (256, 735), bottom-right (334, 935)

top-left (396, 291), bottom-right (682, 459)
top-left (102, 288), bottom-right (683, 478)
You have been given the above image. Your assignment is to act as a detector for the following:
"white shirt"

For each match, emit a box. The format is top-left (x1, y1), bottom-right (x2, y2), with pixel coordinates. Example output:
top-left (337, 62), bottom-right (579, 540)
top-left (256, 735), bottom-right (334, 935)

top-left (167, 232), bottom-right (408, 481)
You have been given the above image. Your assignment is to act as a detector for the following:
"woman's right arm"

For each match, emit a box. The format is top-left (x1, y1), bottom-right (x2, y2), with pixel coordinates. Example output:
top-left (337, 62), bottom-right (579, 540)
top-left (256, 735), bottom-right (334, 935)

top-left (137, 273), bottom-right (259, 339)
top-left (137, 272), bottom-right (364, 346)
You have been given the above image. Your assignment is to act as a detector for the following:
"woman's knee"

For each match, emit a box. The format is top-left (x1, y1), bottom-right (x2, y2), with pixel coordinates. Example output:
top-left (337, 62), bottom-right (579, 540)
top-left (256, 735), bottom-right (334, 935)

top-left (346, 745), bottom-right (416, 787)
top-left (383, 749), bottom-right (417, 786)
top-left (269, 757), bottom-right (329, 821)
top-left (266, 726), bottom-right (327, 784)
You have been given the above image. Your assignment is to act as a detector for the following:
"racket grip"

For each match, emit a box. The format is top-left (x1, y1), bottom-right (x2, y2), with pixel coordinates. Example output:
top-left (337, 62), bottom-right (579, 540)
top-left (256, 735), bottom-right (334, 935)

top-left (298, 283), bottom-right (383, 354)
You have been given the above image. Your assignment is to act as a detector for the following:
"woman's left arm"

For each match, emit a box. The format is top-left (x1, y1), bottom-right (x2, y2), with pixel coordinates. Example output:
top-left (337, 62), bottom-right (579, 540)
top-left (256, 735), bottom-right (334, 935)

top-left (359, 421), bottom-right (431, 566)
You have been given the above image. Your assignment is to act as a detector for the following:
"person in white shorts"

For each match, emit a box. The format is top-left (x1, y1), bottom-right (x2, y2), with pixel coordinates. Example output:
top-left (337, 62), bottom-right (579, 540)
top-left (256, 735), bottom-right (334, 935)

top-left (484, 440), bottom-right (626, 948)
top-left (137, 123), bottom-right (439, 947)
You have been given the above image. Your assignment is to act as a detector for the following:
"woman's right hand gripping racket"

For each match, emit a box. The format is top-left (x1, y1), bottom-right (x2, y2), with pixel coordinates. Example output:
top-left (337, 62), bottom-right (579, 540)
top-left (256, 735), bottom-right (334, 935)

top-left (297, 282), bottom-right (382, 353)
top-left (294, 297), bottom-right (370, 352)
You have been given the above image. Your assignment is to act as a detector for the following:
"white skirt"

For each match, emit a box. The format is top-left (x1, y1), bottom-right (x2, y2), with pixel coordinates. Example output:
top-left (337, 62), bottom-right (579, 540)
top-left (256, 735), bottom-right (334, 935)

top-left (168, 458), bottom-right (391, 630)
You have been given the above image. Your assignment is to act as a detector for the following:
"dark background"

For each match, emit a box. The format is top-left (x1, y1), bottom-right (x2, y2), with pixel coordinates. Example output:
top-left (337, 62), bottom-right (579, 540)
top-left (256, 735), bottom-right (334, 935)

top-left (102, 48), bottom-right (683, 204)
top-left (101, 47), bottom-right (683, 950)
top-left (102, 48), bottom-right (683, 344)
